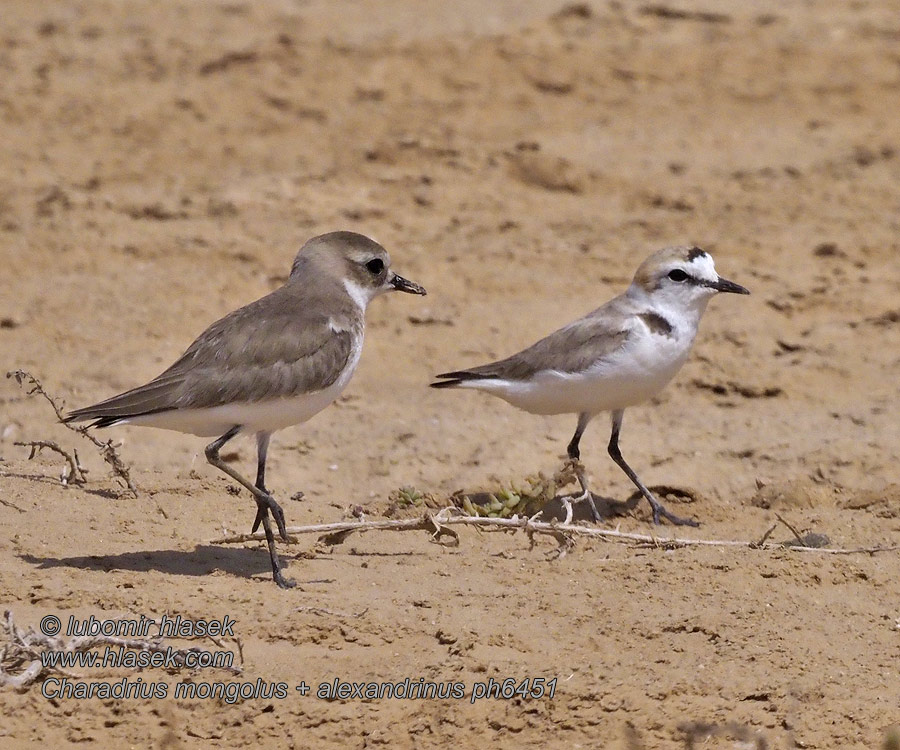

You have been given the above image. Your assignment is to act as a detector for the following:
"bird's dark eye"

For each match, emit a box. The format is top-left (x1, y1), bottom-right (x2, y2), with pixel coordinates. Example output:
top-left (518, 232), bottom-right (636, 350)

top-left (667, 269), bottom-right (689, 282)
top-left (365, 258), bottom-right (384, 275)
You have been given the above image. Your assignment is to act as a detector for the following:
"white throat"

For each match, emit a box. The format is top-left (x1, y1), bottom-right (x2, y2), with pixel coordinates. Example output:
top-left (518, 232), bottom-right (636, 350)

top-left (343, 278), bottom-right (374, 311)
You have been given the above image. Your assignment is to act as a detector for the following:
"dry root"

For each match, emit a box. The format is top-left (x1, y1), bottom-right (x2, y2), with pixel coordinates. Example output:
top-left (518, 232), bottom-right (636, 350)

top-left (210, 505), bottom-right (899, 560)
top-left (6, 369), bottom-right (137, 496)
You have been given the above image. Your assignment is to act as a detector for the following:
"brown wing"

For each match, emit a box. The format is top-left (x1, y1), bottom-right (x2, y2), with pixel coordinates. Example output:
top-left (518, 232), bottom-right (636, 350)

top-left (66, 287), bottom-right (356, 422)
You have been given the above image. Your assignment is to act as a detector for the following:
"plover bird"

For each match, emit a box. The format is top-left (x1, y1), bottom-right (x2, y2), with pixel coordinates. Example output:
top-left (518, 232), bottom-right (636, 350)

top-left (66, 231), bottom-right (426, 588)
top-left (431, 246), bottom-right (748, 526)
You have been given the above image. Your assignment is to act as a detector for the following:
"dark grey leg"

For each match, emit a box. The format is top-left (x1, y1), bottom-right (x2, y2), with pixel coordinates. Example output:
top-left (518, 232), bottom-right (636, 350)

top-left (566, 412), bottom-right (602, 522)
top-left (205, 427), bottom-right (295, 589)
top-left (607, 409), bottom-right (698, 527)
top-left (255, 431), bottom-right (270, 492)
top-left (250, 432), bottom-right (287, 539)
top-left (566, 413), bottom-right (589, 460)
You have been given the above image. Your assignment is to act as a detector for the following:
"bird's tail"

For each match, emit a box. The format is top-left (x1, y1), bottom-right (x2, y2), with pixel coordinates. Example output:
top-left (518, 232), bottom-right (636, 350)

top-left (63, 411), bottom-right (124, 429)
top-left (430, 370), bottom-right (497, 389)
top-left (63, 375), bottom-right (180, 428)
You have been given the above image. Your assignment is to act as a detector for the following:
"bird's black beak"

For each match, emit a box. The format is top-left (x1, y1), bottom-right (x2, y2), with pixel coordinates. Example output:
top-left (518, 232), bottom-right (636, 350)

top-left (710, 276), bottom-right (750, 295)
top-left (390, 273), bottom-right (427, 295)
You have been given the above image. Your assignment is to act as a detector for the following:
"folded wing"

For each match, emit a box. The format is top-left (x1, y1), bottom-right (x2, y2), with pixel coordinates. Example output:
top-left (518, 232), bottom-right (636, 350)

top-left (432, 305), bottom-right (633, 387)
top-left (66, 290), bottom-right (355, 427)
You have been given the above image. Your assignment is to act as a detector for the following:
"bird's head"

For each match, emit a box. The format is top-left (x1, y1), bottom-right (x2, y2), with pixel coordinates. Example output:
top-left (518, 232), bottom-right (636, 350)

top-left (630, 246), bottom-right (749, 315)
top-left (291, 231), bottom-right (426, 307)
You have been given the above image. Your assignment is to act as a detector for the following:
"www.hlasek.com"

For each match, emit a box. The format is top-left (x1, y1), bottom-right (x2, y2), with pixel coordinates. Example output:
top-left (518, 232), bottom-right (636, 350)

top-left (38, 614), bottom-right (557, 704)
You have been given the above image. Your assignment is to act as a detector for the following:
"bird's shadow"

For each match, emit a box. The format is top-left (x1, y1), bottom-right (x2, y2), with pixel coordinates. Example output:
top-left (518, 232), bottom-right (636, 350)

top-left (551, 491), bottom-right (643, 523)
top-left (19, 544), bottom-right (278, 582)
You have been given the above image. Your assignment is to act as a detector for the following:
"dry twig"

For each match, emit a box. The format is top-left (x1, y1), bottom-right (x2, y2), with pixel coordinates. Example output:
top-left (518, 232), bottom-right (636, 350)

top-left (296, 606), bottom-right (369, 619)
top-left (14, 440), bottom-right (86, 486)
top-left (6, 369), bottom-right (138, 496)
top-left (774, 512), bottom-right (805, 545)
top-left (0, 495), bottom-right (26, 513)
top-left (209, 507), bottom-right (900, 558)
top-left (753, 523), bottom-right (777, 547)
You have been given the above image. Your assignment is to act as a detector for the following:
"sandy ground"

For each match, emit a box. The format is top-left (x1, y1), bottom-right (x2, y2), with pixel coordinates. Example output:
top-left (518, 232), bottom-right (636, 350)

top-left (2, 0), bottom-right (900, 747)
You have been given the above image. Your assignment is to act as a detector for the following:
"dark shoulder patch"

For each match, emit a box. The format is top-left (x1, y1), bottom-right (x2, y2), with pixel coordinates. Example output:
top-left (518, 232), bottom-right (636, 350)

top-left (687, 246), bottom-right (707, 262)
top-left (638, 311), bottom-right (674, 337)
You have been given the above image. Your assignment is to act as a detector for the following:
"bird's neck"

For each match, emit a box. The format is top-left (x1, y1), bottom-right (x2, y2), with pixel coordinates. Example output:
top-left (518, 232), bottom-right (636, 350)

top-left (626, 283), bottom-right (709, 336)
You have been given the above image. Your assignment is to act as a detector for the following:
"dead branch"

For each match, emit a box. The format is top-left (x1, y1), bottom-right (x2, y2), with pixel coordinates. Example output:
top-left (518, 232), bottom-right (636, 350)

top-left (774, 512), bottom-right (806, 545)
top-left (296, 606), bottom-right (369, 619)
top-left (0, 496), bottom-right (26, 513)
top-left (753, 523), bottom-right (777, 547)
top-left (209, 507), bottom-right (900, 557)
top-left (7, 369), bottom-right (138, 496)
top-left (0, 610), bottom-right (242, 690)
top-left (14, 440), bottom-right (87, 486)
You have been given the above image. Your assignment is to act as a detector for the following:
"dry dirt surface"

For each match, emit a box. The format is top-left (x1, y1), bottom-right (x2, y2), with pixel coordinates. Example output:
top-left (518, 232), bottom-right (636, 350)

top-left (1, 0), bottom-right (899, 747)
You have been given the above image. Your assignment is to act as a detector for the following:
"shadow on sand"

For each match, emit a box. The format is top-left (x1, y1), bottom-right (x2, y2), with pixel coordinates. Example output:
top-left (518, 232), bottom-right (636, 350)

top-left (20, 545), bottom-right (278, 582)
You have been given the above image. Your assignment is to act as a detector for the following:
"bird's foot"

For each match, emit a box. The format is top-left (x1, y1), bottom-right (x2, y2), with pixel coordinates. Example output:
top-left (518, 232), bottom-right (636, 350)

top-left (266, 537), bottom-right (296, 589)
top-left (648, 497), bottom-right (699, 527)
top-left (271, 562), bottom-right (297, 590)
top-left (251, 493), bottom-right (290, 541)
top-left (254, 507), bottom-right (296, 589)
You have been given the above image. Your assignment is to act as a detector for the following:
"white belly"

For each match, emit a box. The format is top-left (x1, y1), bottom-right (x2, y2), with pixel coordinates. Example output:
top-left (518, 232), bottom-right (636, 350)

top-left (463, 334), bottom-right (692, 416)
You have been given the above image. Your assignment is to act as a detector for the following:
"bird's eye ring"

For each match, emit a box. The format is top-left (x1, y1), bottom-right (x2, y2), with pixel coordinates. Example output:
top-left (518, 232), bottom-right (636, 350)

top-left (366, 258), bottom-right (385, 275)
top-left (667, 269), bottom-right (689, 282)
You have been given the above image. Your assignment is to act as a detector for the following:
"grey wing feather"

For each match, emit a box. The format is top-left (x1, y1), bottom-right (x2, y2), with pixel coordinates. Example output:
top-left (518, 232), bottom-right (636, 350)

top-left (66, 288), bottom-right (355, 422)
top-left (434, 298), bottom-right (634, 384)
top-left (65, 374), bottom-right (187, 421)
top-left (172, 316), bottom-right (353, 410)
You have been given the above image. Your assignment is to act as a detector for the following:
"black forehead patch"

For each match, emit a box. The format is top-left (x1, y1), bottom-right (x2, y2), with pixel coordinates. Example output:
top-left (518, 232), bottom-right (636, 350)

top-left (687, 247), bottom-right (707, 262)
